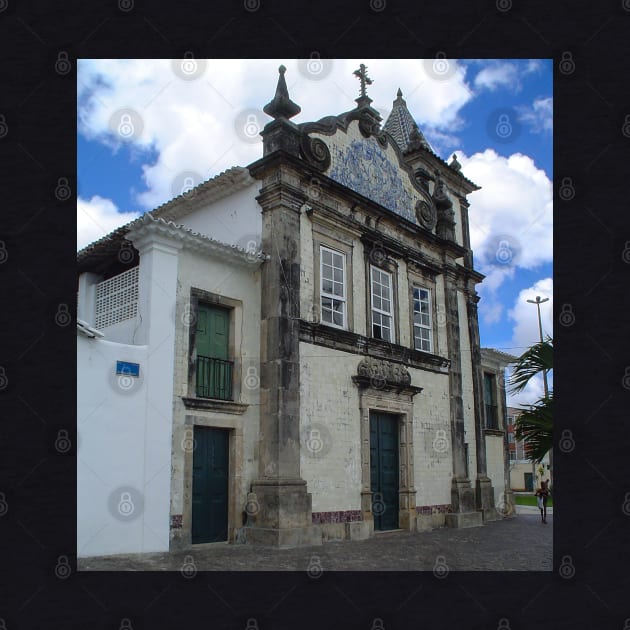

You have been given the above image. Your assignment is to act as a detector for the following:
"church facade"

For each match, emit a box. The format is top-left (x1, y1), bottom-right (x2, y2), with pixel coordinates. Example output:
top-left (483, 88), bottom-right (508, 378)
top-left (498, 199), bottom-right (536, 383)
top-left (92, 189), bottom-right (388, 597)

top-left (77, 64), bottom-right (514, 557)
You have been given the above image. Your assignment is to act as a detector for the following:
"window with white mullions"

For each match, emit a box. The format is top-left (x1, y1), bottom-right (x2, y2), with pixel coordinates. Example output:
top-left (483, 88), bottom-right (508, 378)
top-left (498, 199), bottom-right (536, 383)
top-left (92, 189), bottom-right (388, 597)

top-left (412, 286), bottom-right (432, 352)
top-left (320, 245), bottom-right (346, 328)
top-left (370, 265), bottom-right (394, 342)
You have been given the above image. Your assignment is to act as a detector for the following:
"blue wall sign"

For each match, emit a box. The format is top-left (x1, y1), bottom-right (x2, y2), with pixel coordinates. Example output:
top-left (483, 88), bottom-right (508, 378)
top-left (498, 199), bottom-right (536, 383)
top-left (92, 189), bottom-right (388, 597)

top-left (116, 361), bottom-right (140, 377)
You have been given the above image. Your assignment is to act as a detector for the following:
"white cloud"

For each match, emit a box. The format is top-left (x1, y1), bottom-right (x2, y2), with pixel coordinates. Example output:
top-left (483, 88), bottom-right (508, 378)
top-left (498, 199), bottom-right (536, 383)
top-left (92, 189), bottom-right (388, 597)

top-left (77, 195), bottom-right (140, 251)
top-left (77, 59), bottom-right (475, 211)
top-left (473, 59), bottom-right (542, 93)
top-left (460, 149), bottom-right (552, 281)
top-left (516, 96), bottom-right (553, 134)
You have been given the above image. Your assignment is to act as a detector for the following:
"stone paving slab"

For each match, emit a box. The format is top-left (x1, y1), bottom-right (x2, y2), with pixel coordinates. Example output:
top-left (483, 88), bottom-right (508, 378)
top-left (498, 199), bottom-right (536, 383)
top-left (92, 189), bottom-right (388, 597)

top-left (77, 513), bottom-right (552, 572)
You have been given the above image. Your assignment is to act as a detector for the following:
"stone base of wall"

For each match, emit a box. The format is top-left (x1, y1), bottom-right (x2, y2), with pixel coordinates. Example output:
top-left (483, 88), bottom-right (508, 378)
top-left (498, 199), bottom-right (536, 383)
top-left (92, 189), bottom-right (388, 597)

top-left (444, 511), bottom-right (483, 528)
top-left (242, 525), bottom-right (323, 548)
top-left (414, 504), bottom-right (452, 532)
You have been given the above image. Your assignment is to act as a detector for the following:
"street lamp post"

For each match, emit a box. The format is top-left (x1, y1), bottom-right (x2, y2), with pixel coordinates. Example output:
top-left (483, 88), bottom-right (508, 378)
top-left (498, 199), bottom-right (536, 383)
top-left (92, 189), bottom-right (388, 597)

top-left (526, 295), bottom-right (551, 486)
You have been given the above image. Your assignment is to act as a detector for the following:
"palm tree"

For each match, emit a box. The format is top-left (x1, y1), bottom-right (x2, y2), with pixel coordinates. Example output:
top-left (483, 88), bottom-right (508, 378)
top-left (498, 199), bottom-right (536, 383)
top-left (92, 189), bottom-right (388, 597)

top-left (509, 336), bottom-right (553, 464)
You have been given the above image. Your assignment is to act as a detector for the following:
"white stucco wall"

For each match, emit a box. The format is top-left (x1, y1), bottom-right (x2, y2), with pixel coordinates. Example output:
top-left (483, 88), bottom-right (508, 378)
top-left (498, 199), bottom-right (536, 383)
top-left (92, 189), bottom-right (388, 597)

top-left (486, 435), bottom-right (506, 503)
top-left (177, 183), bottom-right (262, 249)
top-left (77, 336), bottom-right (172, 557)
top-left (411, 369), bottom-right (452, 507)
top-left (299, 342), bottom-right (363, 512)
top-left (457, 291), bottom-right (478, 480)
top-left (170, 248), bottom-right (262, 517)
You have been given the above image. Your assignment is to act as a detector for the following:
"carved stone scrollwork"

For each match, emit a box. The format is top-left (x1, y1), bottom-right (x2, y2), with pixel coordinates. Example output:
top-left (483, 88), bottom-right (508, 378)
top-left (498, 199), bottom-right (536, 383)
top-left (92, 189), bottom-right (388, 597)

top-left (300, 135), bottom-right (331, 172)
top-left (415, 200), bottom-right (437, 231)
top-left (356, 357), bottom-right (412, 388)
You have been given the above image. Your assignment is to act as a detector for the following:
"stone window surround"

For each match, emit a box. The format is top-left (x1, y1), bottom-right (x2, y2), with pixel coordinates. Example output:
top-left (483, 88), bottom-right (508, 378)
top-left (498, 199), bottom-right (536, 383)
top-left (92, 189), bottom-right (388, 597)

top-left (311, 222), bottom-right (355, 332)
top-left (182, 287), bottom-right (248, 414)
top-left (178, 413), bottom-right (245, 546)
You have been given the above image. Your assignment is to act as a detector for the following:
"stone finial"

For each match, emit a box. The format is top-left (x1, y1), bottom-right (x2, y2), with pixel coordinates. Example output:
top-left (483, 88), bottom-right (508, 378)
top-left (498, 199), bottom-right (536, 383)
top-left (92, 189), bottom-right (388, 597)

top-left (450, 153), bottom-right (462, 171)
top-left (263, 64), bottom-right (301, 120)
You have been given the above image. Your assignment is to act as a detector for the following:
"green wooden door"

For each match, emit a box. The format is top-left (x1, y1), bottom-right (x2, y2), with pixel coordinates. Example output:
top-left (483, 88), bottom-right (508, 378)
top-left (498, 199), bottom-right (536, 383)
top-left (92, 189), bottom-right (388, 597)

top-left (196, 304), bottom-right (230, 399)
top-left (192, 426), bottom-right (229, 543)
top-left (370, 412), bottom-right (400, 530)
top-left (524, 472), bottom-right (534, 492)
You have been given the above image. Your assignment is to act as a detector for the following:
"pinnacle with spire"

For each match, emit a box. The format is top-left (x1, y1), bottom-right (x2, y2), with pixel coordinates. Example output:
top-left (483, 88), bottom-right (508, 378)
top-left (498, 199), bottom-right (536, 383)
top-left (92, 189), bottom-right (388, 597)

top-left (263, 64), bottom-right (301, 120)
top-left (383, 87), bottom-right (432, 153)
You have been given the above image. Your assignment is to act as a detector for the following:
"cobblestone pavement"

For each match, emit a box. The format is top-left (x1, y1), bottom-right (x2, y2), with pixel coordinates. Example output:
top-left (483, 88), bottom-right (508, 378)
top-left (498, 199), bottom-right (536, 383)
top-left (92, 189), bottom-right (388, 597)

top-left (78, 513), bottom-right (552, 572)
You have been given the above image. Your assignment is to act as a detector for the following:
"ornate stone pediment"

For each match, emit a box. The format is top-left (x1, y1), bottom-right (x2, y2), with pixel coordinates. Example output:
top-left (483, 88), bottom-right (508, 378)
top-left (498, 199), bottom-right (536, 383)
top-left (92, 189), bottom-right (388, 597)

top-left (353, 357), bottom-right (422, 395)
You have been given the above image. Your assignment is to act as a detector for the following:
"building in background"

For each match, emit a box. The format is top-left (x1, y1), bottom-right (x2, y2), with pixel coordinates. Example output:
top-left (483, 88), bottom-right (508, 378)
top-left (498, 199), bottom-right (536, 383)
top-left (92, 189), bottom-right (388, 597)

top-left (506, 407), bottom-right (552, 491)
top-left (77, 64), bottom-right (514, 558)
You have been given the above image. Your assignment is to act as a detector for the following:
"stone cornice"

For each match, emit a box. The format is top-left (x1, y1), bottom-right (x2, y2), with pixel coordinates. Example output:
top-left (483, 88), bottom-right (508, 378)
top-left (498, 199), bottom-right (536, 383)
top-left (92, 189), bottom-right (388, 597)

top-left (299, 320), bottom-right (450, 373)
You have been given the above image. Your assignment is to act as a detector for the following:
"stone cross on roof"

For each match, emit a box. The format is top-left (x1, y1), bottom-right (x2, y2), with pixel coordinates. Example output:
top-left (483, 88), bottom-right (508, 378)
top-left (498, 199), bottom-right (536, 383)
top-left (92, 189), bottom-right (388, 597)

top-left (353, 63), bottom-right (373, 99)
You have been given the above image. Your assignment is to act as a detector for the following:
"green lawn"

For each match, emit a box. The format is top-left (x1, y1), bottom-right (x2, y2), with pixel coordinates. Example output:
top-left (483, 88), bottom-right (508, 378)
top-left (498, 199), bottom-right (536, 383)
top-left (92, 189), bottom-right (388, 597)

top-left (514, 494), bottom-right (553, 507)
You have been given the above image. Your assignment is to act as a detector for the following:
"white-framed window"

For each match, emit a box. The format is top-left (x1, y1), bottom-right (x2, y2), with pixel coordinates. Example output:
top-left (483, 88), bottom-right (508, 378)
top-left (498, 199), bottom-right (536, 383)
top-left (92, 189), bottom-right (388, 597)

top-left (508, 433), bottom-right (515, 443)
top-left (370, 265), bottom-right (394, 342)
top-left (507, 415), bottom-right (515, 427)
top-left (412, 286), bottom-right (432, 352)
top-left (320, 245), bottom-right (346, 328)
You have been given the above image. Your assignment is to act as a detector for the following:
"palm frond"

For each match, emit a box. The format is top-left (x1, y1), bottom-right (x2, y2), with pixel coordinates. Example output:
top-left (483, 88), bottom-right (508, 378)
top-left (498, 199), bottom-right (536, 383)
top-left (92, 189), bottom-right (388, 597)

top-left (509, 337), bottom-right (553, 395)
top-left (514, 395), bottom-right (553, 463)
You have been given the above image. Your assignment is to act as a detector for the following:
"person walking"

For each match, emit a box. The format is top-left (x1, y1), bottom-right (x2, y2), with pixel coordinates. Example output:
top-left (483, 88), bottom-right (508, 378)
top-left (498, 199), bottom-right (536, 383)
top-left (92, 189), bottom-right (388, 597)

top-left (535, 480), bottom-right (550, 523)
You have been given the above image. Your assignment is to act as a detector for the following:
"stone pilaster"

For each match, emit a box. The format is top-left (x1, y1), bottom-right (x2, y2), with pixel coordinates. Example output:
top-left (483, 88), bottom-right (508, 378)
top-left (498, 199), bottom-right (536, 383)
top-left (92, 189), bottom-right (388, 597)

top-left (466, 291), bottom-right (499, 522)
top-left (442, 269), bottom-right (482, 529)
top-left (243, 161), bottom-right (321, 547)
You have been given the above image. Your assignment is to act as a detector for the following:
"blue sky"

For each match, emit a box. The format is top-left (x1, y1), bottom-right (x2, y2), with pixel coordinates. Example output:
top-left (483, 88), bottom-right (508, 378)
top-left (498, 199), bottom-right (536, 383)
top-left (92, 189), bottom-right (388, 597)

top-left (77, 58), bottom-right (553, 405)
